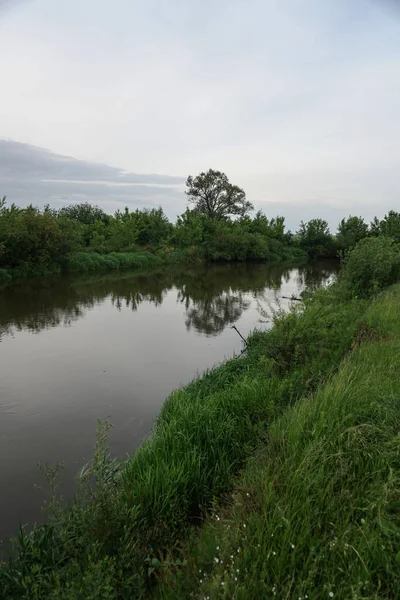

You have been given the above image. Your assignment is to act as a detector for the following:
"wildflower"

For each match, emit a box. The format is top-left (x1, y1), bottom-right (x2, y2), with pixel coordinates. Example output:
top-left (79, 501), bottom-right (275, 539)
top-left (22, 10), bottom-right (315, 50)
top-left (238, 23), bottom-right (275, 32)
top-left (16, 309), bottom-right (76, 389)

top-left (221, 582), bottom-right (225, 586)
top-left (214, 557), bottom-right (219, 564)
top-left (329, 593), bottom-right (334, 598)
top-left (246, 492), bottom-right (250, 497)
top-left (291, 544), bottom-right (295, 549)
top-left (361, 518), bottom-right (365, 524)
top-left (216, 546), bottom-right (220, 550)
top-left (230, 554), bottom-right (234, 559)
top-left (235, 577), bottom-right (238, 581)
top-left (243, 523), bottom-right (246, 528)
top-left (200, 579), bottom-right (203, 584)
top-left (216, 516), bottom-right (220, 521)
top-left (273, 551), bottom-right (276, 556)
top-left (236, 569), bottom-right (240, 573)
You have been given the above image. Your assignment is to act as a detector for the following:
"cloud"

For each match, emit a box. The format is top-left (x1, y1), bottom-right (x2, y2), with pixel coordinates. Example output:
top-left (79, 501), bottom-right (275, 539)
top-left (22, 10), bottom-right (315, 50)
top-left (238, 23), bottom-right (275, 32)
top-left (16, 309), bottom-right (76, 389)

top-left (0, 140), bottom-right (186, 218)
top-left (0, 0), bottom-right (399, 227)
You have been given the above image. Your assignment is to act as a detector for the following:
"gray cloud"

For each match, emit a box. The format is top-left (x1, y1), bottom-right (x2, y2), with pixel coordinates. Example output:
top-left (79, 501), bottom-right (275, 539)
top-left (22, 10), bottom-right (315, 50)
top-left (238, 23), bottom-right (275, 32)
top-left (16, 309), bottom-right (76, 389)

top-left (0, 139), bottom-right (186, 218)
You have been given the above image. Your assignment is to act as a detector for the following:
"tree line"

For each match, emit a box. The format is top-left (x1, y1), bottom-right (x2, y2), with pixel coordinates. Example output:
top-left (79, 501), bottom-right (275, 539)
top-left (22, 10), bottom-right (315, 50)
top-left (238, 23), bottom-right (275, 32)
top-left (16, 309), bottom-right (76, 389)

top-left (0, 168), bottom-right (399, 279)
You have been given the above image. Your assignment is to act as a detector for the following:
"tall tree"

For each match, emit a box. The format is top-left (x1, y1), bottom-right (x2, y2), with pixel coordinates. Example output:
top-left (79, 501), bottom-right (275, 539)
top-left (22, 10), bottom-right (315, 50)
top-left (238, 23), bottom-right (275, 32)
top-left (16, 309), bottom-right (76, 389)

top-left (297, 219), bottom-right (335, 258)
top-left (337, 215), bottom-right (369, 251)
top-left (185, 169), bottom-right (253, 219)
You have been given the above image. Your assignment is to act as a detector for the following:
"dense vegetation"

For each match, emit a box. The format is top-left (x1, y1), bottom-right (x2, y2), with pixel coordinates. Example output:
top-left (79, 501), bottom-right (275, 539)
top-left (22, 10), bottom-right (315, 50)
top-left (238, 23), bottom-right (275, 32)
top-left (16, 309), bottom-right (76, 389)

top-left (1, 169), bottom-right (400, 283)
top-left (1, 237), bottom-right (400, 598)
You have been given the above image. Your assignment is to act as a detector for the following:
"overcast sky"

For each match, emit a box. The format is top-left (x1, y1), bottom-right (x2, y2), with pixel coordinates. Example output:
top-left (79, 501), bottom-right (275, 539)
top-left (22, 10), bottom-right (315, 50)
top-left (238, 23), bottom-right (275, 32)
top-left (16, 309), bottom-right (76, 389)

top-left (1, 0), bottom-right (399, 229)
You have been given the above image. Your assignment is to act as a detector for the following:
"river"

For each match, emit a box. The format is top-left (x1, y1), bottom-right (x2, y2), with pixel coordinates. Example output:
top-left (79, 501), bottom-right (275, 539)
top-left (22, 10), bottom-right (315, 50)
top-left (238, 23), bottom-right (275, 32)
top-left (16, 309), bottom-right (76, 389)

top-left (0, 260), bottom-right (337, 548)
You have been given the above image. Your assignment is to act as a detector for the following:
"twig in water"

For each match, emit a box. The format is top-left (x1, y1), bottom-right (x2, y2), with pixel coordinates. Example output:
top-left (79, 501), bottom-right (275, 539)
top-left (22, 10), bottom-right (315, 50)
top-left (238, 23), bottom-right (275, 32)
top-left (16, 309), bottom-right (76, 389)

top-left (231, 325), bottom-right (248, 346)
top-left (281, 295), bottom-right (302, 302)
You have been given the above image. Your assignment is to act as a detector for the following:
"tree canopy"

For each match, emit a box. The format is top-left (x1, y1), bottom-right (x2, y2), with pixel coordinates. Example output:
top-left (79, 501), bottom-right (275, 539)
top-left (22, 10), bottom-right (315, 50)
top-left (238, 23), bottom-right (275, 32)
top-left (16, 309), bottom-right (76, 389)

top-left (185, 169), bottom-right (253, 219)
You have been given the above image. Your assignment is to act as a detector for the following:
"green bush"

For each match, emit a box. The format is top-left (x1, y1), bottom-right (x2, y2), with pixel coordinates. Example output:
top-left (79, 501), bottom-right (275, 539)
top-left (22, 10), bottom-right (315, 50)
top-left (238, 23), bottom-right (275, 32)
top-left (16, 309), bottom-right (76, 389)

top-left (0, 268), bottom-right (11, 284)
top-left (339, 236), bottom-right (400, 297)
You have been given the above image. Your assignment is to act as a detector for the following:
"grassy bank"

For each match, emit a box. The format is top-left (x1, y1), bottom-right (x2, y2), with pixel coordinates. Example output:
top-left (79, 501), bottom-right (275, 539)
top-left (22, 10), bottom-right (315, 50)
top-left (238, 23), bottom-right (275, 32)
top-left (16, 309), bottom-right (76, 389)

top-left (0, 250), bottom-right (181, 283)
top-left (0, 246), bottom-right (305, 287)
top-left (156, 287), bottom-right (400, 599)
top-left (1, 238), bottom-right (400, 599)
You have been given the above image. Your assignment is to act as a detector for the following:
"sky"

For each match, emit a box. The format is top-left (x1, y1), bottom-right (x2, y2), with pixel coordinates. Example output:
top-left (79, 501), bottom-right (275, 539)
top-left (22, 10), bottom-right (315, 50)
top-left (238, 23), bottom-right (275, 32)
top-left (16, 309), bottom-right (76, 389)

top-left (0, 0), bottom-right (399, 229)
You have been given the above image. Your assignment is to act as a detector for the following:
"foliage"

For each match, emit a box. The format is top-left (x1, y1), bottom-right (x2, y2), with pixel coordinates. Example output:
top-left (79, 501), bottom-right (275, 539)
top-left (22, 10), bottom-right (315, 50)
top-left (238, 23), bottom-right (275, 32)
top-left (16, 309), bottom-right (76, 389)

top-left (56, 202), bottom-right (111, 226)
top-left (185, 169), bottom-right (253, 219)
top-left (0, 196), bottom-right (307, 283)
top-left (0, 202), bottom-right (71, 271)
top-left (336, 214), bottom-right (369, 251)
top-left (339, 236), bottom-right (400, 298)
top-left (297, 218), bottom-right (336, 257)
top-left (0, 192), bottom-right (397, 287)
top-left (373, 210), bottom-right (400, 243)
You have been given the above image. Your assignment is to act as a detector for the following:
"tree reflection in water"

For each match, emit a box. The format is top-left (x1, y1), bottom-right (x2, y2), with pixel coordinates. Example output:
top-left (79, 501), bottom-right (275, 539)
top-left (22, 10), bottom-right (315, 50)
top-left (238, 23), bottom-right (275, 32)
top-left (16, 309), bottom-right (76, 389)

top-left (0, 260), bottom-right (339, 341)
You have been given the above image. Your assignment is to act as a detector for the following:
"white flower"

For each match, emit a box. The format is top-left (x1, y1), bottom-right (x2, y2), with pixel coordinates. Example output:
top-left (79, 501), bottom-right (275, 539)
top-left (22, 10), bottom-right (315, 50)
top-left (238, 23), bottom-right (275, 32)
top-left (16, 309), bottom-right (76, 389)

top-left (236, 569), bottom-right (240, 573)
top-left (235, 577), bottom-right (238, 581)
top-left (214, 557), bottom-right (219, 564)
top-left (200, 579), bottom-right (203, 584)
top-left (273, 551), bottom-right (276, 556)
top-left (361, 518), bottom-right (365, 524)
top-left (230, 555), bottom-right (234, 559)
top-left (221, 582), bottom-right (225, 586)
top-left (216, 516), bottom-right (220, 521)
top-left (291, 544), bottom-right (295, 549)
top-left (329, 593), bottom-right (334, 598)
top-left (216, 546), bottom-right (220, 550)
top-left (246, 492), bottom-right (250, 497)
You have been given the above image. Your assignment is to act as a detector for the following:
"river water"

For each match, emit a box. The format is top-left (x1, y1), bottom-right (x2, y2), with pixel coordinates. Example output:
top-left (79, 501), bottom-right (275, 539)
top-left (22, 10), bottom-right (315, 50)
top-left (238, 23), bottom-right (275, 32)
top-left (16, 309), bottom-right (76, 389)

top-left (0, 260), bottom-right (337, 548)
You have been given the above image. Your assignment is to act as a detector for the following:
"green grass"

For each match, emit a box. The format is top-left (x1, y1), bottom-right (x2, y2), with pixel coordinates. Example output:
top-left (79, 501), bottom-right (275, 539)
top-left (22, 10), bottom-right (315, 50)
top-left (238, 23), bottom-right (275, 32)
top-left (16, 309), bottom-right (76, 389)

top-left (65, 251), bottom-right (164, 273)
top-left (1, 261), bottom-right (399, 597)
top-left (157, 289), bottom-right (400, 599)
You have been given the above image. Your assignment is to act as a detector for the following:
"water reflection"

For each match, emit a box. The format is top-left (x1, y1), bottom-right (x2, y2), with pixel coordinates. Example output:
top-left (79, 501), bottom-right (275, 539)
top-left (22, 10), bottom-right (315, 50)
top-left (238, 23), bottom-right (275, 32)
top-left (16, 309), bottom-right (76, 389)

top-left (0, 260), bottom-right (339, 547)
top-left (0, 260), bottom-right (338, 340)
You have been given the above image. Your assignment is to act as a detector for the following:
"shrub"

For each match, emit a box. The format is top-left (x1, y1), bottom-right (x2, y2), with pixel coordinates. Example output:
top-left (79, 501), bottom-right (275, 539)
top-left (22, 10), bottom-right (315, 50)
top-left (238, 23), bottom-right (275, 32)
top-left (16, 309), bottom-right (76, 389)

top-left (339, 236), bottom-right (400, 298)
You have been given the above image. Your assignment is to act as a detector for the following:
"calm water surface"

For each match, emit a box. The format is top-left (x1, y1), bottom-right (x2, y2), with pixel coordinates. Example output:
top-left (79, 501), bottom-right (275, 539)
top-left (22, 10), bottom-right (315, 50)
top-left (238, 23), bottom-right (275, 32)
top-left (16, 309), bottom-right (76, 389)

top-left (0, 260), bottom-right (337, 547)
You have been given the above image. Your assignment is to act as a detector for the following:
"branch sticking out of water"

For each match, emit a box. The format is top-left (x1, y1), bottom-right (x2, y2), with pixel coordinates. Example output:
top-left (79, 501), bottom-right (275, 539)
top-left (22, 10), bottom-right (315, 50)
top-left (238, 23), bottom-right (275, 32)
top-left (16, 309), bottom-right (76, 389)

top-left (281, 295), bottom-right (303, 302)
top-left (231, 325), bottom-right (248, 346)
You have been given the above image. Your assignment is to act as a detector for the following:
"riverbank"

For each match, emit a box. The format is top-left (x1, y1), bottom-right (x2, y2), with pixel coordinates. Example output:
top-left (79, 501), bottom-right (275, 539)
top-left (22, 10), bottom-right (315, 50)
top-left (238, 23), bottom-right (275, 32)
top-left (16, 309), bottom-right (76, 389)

top-left (1, 238), bottom-right (400, 599)
top-left (0, 245), bottom-right (307, 288)
top-left (156, 284), bottom-right (400, 599)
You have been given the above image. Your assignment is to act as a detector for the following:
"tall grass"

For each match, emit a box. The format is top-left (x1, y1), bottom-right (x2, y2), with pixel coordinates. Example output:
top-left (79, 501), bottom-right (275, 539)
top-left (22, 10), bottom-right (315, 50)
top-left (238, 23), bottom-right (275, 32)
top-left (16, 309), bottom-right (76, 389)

top-left (65, 251), bottom-right (163, 273)
top-left (159, 293), bottom-right (400, 598)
